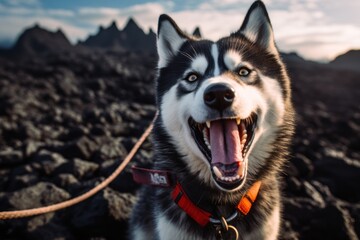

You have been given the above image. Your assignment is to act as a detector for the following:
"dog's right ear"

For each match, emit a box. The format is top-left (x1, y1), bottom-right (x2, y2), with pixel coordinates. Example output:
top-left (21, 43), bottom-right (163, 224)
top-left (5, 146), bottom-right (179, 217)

top-left (157, 14), bottom-right (188, 68)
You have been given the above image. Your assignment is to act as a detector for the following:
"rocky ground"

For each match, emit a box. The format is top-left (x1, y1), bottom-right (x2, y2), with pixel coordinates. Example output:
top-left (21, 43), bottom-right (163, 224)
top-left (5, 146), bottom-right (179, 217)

top-left (0, 50), bottom-right (359, 240)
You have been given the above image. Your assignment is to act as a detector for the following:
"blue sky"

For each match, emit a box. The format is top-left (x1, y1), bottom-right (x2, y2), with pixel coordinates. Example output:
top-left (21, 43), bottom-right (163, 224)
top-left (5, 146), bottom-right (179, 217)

top-left (0, 0), bottom-right (359, 61)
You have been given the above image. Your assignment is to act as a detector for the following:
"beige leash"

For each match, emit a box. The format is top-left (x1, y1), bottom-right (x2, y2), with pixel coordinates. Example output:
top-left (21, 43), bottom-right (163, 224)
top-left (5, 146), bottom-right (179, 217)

top-left (0, 112), bottom-right (158, 220)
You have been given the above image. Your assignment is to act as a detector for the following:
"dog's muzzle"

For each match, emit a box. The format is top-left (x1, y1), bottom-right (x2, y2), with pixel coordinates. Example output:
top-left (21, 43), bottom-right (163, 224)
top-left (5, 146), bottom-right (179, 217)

top-left (188, 83), bottom-right (257, 191)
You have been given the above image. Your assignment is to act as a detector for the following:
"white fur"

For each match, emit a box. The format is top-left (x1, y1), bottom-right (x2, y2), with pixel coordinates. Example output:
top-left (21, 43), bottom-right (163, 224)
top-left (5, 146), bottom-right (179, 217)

top-left (190, 55), bottom-right (208, 75)
top-left (224, 50), bottom-right (243, 70)
top-left (157, 215), bottom-right (203, 240)
top-left (132, 227), bottom-right (149, 240)
top-left (157, 21), bottom-right (186, 69)
top-left (244, 205), bottom-right (280, 240)
top-left (211, 44), bottom-right (220, 75)
top-left (247, 74), bottom-right (285, 175)
top-left (264, 204), bottom-right (280, 240)
top-left (161, 86), bottom-right (214, 185)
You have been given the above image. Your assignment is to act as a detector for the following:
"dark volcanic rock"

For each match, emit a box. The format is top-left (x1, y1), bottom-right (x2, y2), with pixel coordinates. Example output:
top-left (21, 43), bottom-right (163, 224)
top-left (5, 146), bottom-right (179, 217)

top-left (56, 158), bottom-right (98, 179)
top-left (69, 188), bottom-right (136, 239)
top-left (53, 173), bottom-right (79, 188)
top-left (0, 148), bottom-right (23, 167)
top-left (0, 182), bottom-right (70, 211)
top-left (60, 136), bottom-right (98, 160)
top-left (314, 153), bottom-right (360, 202)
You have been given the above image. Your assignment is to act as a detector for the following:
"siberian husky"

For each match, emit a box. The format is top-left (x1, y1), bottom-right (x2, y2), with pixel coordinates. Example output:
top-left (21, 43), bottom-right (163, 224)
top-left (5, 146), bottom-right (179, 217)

top-left (130, 1), bottom-right (294, 239)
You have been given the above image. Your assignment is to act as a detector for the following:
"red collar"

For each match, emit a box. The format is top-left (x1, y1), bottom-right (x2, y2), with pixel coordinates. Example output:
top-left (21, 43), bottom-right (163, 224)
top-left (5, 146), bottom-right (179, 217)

top-left (132, 166), bottom-right (261, 227)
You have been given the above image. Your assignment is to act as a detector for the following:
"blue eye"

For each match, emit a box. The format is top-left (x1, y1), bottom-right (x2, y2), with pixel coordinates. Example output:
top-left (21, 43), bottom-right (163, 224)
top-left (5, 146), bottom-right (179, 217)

top-left (186, 73), bottom-right (198, 82)
top-left (238, 67), bottom-right (251, 77)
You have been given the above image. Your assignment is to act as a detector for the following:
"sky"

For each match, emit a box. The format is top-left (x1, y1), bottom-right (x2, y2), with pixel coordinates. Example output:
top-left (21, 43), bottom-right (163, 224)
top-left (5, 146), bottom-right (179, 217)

top-left (0, 0), bottom-right (359, 61)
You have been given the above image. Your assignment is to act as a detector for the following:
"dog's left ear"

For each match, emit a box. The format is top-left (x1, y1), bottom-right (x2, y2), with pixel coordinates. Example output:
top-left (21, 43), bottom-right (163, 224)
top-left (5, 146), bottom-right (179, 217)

top-left (235, 1), bottom-right (277, 53)
top-left (157, 14), bottom-right (190, 68)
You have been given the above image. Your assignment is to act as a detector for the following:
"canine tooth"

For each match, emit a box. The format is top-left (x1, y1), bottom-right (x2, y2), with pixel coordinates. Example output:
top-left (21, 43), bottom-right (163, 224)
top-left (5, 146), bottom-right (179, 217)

top-left (236, 118), bottom-right (241, 125)
top-left (206, 121), bottom-right (211, 128)
top-left (236, 175), bottom-right (240, 179)
top-left (213, 166), bottom-right (223, 178)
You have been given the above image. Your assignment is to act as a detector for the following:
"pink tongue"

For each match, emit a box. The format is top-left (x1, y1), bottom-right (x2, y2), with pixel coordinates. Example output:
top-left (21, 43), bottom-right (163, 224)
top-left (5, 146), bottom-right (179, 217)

top-left (210, 119), bottom-right (242, 165)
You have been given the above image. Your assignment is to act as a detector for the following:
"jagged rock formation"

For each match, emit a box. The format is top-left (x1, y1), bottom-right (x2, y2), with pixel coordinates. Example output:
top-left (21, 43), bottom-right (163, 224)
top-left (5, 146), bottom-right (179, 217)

top-left (80, 18), bottom-right (156, 53)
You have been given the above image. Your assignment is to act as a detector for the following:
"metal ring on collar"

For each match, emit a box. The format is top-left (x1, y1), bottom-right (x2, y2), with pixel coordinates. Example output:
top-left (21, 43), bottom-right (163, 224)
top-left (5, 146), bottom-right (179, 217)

top-left (209, 211), bottom-right (238, 224)
top-left (219, 217), bottom-right (228, 231)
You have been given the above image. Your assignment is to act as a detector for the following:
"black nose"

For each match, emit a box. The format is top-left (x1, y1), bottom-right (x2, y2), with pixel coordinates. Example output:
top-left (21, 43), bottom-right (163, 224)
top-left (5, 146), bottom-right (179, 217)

top-left (203, 84), bottom-right (235, 111)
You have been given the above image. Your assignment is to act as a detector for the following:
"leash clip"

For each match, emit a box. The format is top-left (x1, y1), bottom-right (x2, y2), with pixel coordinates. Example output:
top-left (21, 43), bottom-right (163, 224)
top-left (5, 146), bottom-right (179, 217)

top-left (213, 216), bottom-right (239, 240)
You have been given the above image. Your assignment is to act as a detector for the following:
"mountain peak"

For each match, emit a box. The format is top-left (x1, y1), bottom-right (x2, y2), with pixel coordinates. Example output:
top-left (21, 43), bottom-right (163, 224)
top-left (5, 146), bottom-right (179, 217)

top-left (12, 25), bottom-right (72, 56)
top-left (109, 21), bottom-right (118, 30)
top-left (33, 23), bottom-right (41, 29)
top-left (331, 49), bottom-right (360, 71)
top-left (123, 18), bottom-right (142, 33)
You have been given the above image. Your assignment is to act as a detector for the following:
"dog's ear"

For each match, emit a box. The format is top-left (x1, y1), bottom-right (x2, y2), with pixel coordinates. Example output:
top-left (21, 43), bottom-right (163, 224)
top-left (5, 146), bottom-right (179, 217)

top-left (157, 14), bottom-right (189, 68)
top-left (235, 1), bottom-right (277, 53)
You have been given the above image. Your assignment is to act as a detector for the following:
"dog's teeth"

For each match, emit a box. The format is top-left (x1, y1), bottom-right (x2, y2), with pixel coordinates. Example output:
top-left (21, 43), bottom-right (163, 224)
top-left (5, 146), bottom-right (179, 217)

top-left (236, 175), bottom-right (240, 179)
top-left (205, 141), bottom-right (211, 150)
top-left (225, 177), bottom-right (230, 181)
top-left (236, 118), bottom-right (241, 125)
top-left (242, 133), bottom-right (247, 141)
top-left (206, 121), bottom-right (211, 128)
top-left (203, 129), bottom-right (211, 149)
top-left (213, 166), bottom-right (223, 178)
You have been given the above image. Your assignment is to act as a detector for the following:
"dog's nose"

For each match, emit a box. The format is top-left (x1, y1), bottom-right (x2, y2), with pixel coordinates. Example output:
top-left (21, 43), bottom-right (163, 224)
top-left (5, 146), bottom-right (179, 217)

top-left (203, 84), bottom-right (235, 111)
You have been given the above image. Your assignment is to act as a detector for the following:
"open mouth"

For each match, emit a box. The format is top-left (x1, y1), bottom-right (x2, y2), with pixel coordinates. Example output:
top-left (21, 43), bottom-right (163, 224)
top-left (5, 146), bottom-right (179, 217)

top-left (189, 113), bottom-right (257, 190)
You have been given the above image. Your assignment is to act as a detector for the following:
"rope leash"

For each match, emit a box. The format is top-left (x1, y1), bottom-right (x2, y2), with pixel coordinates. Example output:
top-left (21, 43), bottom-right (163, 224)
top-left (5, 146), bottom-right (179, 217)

top-left (0, 112), bottom-right (158, 220)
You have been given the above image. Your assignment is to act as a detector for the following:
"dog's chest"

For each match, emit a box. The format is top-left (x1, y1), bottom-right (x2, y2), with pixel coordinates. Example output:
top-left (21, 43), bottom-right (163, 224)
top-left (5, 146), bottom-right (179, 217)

top-left (157, 215), bottom-right (211, 240)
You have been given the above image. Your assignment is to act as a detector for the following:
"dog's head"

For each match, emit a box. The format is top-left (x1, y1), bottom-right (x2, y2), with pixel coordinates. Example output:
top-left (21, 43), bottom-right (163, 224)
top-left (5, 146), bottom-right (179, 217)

top-left (156, 1), bottom-right (293, 192)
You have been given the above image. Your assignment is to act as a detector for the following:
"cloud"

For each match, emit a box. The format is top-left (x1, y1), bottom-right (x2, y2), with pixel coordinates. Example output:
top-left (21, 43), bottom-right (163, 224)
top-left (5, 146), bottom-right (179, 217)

top-left (80, 3), bottom-right (170, 31)
top-left (0, 15), bottom-right (88, 43)
top-left (4, 0), bottom-right (40, 7)
top-left (0, 0), bottom-right (358, 61)
top-left (278, 24), bottom-right (360, 60)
